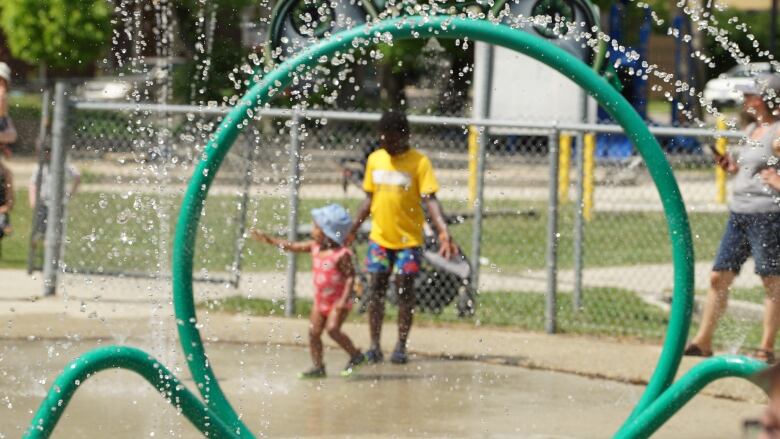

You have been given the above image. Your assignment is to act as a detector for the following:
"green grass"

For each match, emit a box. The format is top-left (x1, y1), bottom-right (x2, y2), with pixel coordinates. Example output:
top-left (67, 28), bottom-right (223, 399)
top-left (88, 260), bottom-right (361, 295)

top-left (203, 288), bottom-right (775, 351)
top-left (730, 287), bottom-right (767, 304)
top-left (647, 100), bottom-right (671, 115)
top-left (452, 199), bottom-right (726, 272)
top-left (696, 286), bottom-right (766, 305)
top-left (1, 191), bottom-right (729, 275)
top-left (9, 93), bottom-right (43, 110)
top-left (0, 190), bottom-right (33, 269)
top-left (203, 288), bottom-right (671, 340)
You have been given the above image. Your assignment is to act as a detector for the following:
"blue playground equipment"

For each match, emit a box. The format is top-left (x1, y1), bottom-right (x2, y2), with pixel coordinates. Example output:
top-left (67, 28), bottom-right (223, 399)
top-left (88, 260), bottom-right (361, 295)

top-left (596, 0), bottom-right (652, 159)
top-left (597, 1), bottom-right (702, 159)
top-left (25, 11), bottom-right (767, 439)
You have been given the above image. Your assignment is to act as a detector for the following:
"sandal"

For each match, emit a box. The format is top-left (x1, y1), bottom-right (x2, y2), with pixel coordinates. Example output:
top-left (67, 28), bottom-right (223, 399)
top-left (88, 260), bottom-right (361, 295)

top-left (683, 343), bottom-right (713, 357)
top-left (754, 349), bottom-right (776, 364)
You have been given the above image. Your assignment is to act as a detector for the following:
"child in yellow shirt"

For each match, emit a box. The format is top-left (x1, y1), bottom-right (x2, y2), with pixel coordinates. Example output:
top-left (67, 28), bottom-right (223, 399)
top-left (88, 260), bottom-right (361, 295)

top-left (347, 110), bottom-right (457, 364)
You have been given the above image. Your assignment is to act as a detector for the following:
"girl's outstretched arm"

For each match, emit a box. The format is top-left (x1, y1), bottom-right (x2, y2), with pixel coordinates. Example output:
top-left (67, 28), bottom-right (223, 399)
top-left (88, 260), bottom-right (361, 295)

top-left (250, 229), bottom-right (313, 253)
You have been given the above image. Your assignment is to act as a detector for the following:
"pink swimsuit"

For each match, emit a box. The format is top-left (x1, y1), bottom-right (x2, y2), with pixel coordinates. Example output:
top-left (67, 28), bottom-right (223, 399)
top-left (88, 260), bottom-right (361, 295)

top-left (311, 244), bottom-right (353, 315)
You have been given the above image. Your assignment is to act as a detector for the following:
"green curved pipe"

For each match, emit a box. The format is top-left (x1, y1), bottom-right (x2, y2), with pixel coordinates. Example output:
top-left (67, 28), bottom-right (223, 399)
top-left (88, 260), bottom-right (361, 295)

top-left (615, 356), bottom-right (767, 438)
top-left (171, 15), bottom-right (694, 437)
top-left (24, 346), bottom-right (239, 439)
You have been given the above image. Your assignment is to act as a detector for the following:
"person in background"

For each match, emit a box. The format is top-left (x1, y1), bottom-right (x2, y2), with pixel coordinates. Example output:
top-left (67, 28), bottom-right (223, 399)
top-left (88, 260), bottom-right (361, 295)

top-left (346, 110), bottom-right (457, 365)
top-left (251, 204), bottom-right (365, 379)
top-left (0, 144), bottom-right (14, 238)
top-left (28, 145), bottom-right (80, 248)
top-left (685, 74), bottom-right (780, 363)
top-left (0, 62), bottom-right (18, 239)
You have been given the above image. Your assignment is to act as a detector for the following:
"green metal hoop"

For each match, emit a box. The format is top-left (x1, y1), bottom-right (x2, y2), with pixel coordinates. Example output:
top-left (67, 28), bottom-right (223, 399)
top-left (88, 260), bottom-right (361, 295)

top-left (173, 14), bottom-right (695, 435)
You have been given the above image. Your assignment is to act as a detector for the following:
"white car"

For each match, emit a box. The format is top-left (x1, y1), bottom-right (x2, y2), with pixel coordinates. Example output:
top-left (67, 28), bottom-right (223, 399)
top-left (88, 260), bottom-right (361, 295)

top-left (78, 79), bottom-right (132, 101)
top-left (704, 62), bottom-right (777, 107)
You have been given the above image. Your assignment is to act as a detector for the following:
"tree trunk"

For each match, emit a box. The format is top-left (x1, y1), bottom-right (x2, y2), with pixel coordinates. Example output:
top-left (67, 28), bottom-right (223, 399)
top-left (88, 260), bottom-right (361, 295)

top-left (689, 0), bottom-right (709, 121)
top-left (38, 62), bottom-right (47, 88)
top-left (380, 61), bottom-right (407, 110)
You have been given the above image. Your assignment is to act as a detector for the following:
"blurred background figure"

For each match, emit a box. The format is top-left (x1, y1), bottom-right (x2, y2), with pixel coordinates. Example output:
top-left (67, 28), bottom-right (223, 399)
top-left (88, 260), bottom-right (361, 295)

top-left (0, 62), bottom-right (17, 241)
top-left (686, 74), bottom-right (780, 363)
top-left (28, 144), bottom-right (80, 254)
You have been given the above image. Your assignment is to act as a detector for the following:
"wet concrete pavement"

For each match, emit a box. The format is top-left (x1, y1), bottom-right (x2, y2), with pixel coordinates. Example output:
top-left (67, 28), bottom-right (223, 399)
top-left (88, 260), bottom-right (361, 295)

top-left (0, 340), bottom-right (764, 438)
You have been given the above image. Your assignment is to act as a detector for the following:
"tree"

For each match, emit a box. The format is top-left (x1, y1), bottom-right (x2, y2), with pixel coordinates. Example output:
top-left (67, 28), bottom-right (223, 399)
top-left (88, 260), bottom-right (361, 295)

top-left (707, 8), bottom-right (779, 78)
top-left (0, 0), bottom-right (111, 81)
top-left (172, 0), bottom-right (253, 103)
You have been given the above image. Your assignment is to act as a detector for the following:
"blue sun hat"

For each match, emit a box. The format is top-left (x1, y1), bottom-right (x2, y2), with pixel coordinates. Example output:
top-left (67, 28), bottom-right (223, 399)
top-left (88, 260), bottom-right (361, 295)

top-left (311, 204), bottom-right (352, 245)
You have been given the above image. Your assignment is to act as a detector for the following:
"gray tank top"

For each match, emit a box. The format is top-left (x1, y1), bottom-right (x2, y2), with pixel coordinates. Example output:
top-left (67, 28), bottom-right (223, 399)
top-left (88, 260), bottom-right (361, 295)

top-left (730, 121), bottom-right (780, 213)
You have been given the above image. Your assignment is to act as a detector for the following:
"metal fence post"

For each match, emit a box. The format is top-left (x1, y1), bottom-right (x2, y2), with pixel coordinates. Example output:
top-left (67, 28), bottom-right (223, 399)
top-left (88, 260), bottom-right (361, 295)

top-left (230, 135), bottom-right (256, 288)
top-left (285, 110), bottom-right (302, 317)
top-left (573, 131), bottom-right (585, 310)
top-left (42, 82), bottom-right (69, 297)
top-left (470, 125), bottom-right (488, 290)
top-left (470, 42), bottom-right (493, 291)
top-left (545, 129), bottom-right (560, 334)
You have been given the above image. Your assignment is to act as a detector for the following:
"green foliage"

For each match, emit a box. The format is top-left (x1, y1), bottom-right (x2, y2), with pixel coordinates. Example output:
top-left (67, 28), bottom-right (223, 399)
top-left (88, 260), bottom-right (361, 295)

top-left (171, 0), bottom-right (253, 103)
top-left (0, 0), bottom-right (111, 69)
top-left (706, 9), bottom-right (779, 78)
top-left (378, 40), bottom-right (426, 76)
top-left (172, 39), bottom-right (250, 103)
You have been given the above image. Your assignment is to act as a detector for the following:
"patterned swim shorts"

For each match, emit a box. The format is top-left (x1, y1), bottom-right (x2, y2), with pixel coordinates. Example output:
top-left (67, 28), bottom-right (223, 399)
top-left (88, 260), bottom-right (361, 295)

top-left (365, 241), bottom-right (422, 275)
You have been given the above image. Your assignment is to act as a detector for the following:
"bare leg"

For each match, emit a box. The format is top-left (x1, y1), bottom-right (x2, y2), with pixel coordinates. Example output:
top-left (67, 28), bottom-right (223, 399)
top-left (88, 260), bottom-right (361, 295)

top-left (368, 273), bottom-right (390, 351)
top-left (760, 276), bottom-right (780, 352)
top-left (308, 307), bottom-right (326, 368)
top-left (326, 307), bottom-right (360, 358)
top-left (690, 270), bottom-right (737, 352)
top-left (395, 274), bottom-right (416, 352)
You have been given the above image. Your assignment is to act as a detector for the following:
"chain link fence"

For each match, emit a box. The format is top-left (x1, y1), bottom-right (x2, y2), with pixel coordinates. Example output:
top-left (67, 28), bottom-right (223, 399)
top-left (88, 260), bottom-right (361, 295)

top-left (258, 111), bottom-right (755, 346)
top-left (38, 95), bottom-right (768, 348)
top-left (29, 100), bottom-right (264, 286)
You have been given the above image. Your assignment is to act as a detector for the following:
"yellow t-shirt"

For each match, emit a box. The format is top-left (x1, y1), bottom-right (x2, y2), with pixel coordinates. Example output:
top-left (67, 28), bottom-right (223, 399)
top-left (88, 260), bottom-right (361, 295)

top-left (363, 148), bottom-right (439, 249)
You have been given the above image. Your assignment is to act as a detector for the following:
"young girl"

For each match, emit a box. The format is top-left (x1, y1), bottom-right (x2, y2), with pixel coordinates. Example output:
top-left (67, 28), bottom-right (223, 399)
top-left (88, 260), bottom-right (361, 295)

top-left (251, 204), bottom-right (365, 378)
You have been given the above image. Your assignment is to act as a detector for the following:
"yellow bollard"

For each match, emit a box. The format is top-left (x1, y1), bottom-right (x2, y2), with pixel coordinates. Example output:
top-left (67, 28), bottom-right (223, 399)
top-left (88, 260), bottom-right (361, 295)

top-left (558, 134), bottom-right (572, 203)
top-left (583, 133), bottom-right (596, 222)
top-left (715, 118), bottom-right (728, 204)
top-left (468, 126), bottom-right (478, 209)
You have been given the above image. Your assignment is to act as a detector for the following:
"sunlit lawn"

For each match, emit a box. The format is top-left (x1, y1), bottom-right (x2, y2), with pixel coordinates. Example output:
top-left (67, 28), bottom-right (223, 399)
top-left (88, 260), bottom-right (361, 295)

top-left (202, 288), bottom-right (774, 351)
top-left (2, 191), bottom-right (728, 276)
top-left (203, 287), bottom-right (670, 339)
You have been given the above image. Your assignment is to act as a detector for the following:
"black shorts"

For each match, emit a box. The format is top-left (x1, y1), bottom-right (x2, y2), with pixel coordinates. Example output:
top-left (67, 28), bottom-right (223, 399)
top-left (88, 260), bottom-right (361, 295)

top-left (713, 211), bottom-right (780, 276)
